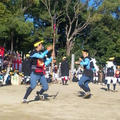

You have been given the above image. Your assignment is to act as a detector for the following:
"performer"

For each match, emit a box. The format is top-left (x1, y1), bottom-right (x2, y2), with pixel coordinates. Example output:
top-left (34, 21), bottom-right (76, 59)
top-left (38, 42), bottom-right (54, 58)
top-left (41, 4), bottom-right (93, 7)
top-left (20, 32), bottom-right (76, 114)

top-left (77, 50), bottom-right (93, 98)
top-left (61, 56), bottom-right (69, 85)
top-left (52, 58), bottom-right (58, 83)
top-left (22, 39), bottom-right (53, 103)
top-left (0, 47), bottom-right (4, 71)
top-left (105, 60), bottom-right (116, 91)
top-left (22, 54), bottom-right (31, 84)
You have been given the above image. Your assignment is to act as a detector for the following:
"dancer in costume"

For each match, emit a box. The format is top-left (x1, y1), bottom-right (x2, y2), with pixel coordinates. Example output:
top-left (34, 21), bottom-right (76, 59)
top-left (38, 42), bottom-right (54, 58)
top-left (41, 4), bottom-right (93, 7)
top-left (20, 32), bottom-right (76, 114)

top-left (77, 50), bottom-right (93, 98)
top-left (22, 39), bottom-right (53, 103)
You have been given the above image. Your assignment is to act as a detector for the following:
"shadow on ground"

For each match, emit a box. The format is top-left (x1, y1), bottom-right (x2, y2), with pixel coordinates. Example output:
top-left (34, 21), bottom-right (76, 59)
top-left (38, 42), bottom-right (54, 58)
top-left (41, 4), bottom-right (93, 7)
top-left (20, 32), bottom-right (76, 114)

top-left (100, 87), bottom-right (108, 91)
top-left (28, 92), bottom-right (59, 103)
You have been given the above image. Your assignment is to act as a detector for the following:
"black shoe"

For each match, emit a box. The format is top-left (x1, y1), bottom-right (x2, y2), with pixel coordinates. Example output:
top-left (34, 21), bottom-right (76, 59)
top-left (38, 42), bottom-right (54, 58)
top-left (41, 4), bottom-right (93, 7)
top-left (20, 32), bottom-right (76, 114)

top-left (39, 94), bottom-right (45, 100)
top-left (83, 92), bottom-right (91, 99)
top-left (36, 91), bottom-right (40, 95)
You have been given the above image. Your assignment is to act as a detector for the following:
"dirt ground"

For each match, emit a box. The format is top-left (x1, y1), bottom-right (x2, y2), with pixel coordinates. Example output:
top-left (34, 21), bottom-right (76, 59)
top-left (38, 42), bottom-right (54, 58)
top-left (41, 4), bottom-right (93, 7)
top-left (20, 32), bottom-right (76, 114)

top-left (0, 81), bottom-right (120, 120)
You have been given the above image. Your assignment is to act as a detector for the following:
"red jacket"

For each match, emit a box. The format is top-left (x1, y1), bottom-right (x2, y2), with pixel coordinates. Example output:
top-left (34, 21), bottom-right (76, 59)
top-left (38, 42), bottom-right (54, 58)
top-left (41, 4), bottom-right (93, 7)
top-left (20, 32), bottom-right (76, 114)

top-left (35, 59), bottom-right (45, 75)
top-left (0, 47), bottom-right (4, 57)
top-left (115, 70), bottom-right (120, 78)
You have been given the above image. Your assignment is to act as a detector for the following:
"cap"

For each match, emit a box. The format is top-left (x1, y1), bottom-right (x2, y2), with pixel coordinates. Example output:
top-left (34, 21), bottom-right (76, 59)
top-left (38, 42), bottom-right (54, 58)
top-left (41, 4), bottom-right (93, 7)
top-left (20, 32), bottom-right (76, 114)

top-left (26, 54), bottom-right (30, 57)
top-left (34, 40), bottom-right (44, 47)
top-left (109, 57), bottom-right (115, 61)
top-left (62, 56), bottom-right (66, 60)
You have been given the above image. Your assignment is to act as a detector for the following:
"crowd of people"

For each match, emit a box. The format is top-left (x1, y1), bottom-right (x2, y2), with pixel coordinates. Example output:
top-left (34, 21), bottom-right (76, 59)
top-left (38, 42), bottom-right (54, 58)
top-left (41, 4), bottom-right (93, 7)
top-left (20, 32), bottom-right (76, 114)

top-left (0, 39), bottom-right (120, 102)
top-left (0, 44), bottom-right (70, 88)
top-left (73, 56), bottom-right (120, 93)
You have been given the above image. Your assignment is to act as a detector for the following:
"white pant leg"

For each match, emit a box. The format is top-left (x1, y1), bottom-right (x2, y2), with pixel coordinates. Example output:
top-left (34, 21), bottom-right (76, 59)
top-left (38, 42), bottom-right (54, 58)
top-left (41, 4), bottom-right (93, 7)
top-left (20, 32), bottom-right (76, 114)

top-left (93, 76), bottom-right (96, 82)
top-left (55, 73), bottom-right (58, 79)
top-left (117, 78), bottom-right (120, 82)
top-left (112, 77), bottom-right (117, 84)
top-left (53, 72), bottom-right (55, 80)
top-left (95, 77), bottom-right (98, 82)
top-left (106, 77), bottom-right (112, 84)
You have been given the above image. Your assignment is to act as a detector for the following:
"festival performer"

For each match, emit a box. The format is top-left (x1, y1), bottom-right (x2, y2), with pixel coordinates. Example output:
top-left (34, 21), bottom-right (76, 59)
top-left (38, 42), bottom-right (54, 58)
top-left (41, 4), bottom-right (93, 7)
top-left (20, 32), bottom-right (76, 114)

top-left (0, 47), bottom-right (5, 71)
top-left (61, 56), bottom-right (69, 85)
top-left (22, 54), bottom-right (31, 84)
top-left (115, 68), bottom-right (120, 84)
top-left (105, 59), bottom-right (116, 91)
top-left (22, 39), bottom-right (53, 103)
top-left (52, 58), bottom-right (59, 83)
top-left (77, 50), bottom-right (93, 98)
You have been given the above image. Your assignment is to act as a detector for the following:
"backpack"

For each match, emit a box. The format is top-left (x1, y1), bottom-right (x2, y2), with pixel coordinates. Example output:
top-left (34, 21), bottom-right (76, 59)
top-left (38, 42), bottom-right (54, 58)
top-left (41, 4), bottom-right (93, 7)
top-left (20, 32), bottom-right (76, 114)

top-left (107, 67), bottom-right (114, 76)
top-left (90, 60), bottom-right (94, 70)
top-left (88, 58), bottom-right (95, 71)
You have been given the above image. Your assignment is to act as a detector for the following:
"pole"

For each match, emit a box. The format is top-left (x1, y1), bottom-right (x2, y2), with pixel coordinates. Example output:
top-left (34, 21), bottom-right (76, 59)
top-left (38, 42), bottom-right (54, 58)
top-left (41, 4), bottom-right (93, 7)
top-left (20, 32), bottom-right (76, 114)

top-left (51, 14), bottom-right (56, 82)
top-left (70, 54), bottom-right (75, 81)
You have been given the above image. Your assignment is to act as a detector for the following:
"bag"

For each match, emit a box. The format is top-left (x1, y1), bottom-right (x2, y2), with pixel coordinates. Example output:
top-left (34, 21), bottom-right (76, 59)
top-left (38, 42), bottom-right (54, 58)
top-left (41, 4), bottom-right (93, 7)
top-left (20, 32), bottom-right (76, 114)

top-left (11, 73), bottom-right (21, 85)
top-left (107, 67), bottom-right (114, 76)
top-left (90, 60), bottom-right (94, 70)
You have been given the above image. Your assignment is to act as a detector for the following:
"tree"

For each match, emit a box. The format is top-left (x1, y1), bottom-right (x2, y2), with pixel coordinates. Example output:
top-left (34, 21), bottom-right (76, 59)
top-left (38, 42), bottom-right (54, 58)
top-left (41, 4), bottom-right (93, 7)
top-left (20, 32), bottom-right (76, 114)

top-left (64, 0), bottom-right (107, 56)
top-left (0, 0), bottom-right (36, 51)
top-left (72, 0), bottom-right (120, 65)
top-left (38, 0), bottom-right (66, 58)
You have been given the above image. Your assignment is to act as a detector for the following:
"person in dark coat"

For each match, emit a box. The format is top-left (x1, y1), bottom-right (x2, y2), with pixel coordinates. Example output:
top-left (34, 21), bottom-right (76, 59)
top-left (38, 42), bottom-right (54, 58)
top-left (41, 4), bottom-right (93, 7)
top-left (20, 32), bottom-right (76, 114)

top-left (61, 56), bottom-right (69, 85)
top-left (22, 54), bottom-right (31, 84)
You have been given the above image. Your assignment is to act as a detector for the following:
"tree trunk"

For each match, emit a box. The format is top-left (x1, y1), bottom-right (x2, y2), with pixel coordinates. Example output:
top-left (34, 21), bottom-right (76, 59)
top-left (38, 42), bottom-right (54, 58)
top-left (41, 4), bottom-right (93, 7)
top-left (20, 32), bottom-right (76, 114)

top-left (66, 40), bottom-right (71, 56)
top-left (11, 31), bottom-right (14, 52)
top-left (66, 39), bottom-right (74, 56)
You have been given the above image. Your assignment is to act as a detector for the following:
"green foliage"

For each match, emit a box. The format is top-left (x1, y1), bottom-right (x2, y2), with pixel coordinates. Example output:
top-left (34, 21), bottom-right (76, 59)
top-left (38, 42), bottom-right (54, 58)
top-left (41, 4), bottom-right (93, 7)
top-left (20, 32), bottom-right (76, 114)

top-left (72, 0), bottom-right (120, 66)
top-left (73, 14), bottom-right (120, 65)
top-left (0, 0), bottom-right (120, 65)
top-left (0, 1), bottom-right (34, 51)
top-left (98, 0), bottom-right (120, 13)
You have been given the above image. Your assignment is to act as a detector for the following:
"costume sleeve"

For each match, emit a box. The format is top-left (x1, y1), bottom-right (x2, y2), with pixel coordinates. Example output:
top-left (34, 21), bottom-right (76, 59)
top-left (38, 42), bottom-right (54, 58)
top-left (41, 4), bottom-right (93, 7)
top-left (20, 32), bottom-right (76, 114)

top-left (80, 58), bottom-right (90, 66)
top-left (30, 50), bottom-right (48, 58)
top-left (45, 57), bottom-right (52, 66)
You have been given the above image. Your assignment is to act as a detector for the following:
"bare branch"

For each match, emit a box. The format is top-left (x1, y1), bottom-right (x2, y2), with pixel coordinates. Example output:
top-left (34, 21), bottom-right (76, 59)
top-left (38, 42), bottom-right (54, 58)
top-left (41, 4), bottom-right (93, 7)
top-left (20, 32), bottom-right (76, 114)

top-left (57, 18), bottom-right (64, 26)
top-left (48, 0), bottom-right (52, 18)
top-left (66, 25), bottom-right (69, 39)
top-left (66, 0), bottom-right (71, 23)
top-left (75, 19), bottom-right (78, 28)
top-left (56, 11), bottom-right (65, 20)
top-left (41, 0), bottom-right (52, 19)
top-left (53, 0), bottom-right (58, 14)
top-left (68, 12), bottom-right (91, 42)
top-left (74, 1), bottom-right (79, 18)
top-left (66, 0), bottom-right (91, 42)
